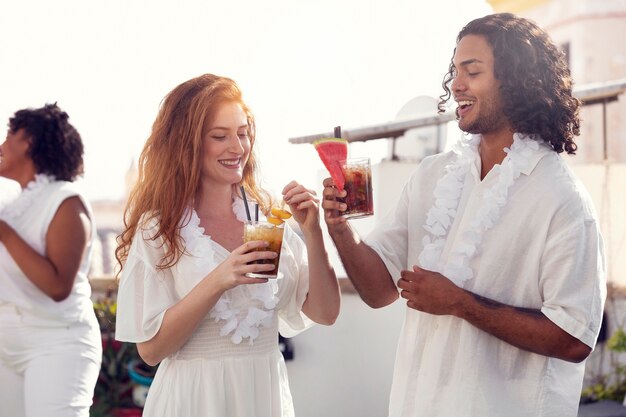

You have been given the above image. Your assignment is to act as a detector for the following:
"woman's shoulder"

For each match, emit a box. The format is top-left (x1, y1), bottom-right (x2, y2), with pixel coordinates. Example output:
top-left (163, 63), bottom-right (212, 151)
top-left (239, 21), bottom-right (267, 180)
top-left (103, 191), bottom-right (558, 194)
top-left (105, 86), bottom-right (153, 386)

top-left (3, 176), bottom-right (86, 221)
top-left (135, 211), bottom-right (164, 241)
top-left (45, 178), bottom-right (89, 205)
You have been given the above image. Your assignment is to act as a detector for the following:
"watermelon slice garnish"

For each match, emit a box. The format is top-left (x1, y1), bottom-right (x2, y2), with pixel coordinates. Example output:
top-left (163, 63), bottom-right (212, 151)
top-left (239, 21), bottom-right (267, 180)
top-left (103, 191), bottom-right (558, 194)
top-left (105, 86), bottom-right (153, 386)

top-left (313, 138), bottom-right (348, 191)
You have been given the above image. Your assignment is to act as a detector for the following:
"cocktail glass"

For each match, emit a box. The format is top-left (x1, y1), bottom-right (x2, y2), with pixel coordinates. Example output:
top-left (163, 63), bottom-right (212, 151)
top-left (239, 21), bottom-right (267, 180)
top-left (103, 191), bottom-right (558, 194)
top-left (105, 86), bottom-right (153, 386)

top-left (243, 221), bottom-right (284, 278)
top-left (338, 157), bottom-right (374, 219)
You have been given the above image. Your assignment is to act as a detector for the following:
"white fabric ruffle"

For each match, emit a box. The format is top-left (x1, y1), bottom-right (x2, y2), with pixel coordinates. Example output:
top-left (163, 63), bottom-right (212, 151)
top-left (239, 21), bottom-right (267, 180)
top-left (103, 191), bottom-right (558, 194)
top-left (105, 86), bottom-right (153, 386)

top-left (179, 200), bottom-right (280, 346)
top-left (419, 133), bottom-right (543, 287)
top-left (0, 174), bottom-right (55, 225)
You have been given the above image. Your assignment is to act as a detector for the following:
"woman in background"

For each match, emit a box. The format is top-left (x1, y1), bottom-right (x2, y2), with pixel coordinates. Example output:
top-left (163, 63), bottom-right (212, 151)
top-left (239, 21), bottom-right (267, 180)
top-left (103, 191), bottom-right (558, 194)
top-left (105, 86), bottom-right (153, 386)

top-left (115, 73), bottom-right (340, 417)
top-left (0, 103), bottom-right (101, 417)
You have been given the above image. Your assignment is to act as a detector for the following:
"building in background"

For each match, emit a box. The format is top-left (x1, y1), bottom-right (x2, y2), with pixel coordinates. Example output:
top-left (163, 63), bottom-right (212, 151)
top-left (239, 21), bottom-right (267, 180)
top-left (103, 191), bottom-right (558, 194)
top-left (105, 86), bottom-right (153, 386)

top-left (89, 160), bottom-right (136, 292)
top-left (489, 0), bottom-right (626, 161)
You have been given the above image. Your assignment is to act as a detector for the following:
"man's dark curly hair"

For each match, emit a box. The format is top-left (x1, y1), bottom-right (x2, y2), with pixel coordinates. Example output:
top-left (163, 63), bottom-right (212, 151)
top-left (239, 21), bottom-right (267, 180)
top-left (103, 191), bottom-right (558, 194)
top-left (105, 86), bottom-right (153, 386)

top-left (438, 13), bottom-right (580, 154)
top-left (8, 103), bottom-right (84, 181)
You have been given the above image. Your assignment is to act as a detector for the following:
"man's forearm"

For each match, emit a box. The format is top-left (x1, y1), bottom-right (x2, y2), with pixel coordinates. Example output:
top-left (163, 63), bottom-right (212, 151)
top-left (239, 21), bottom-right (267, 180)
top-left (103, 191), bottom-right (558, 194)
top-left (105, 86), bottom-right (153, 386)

top-left (329, 223), bottom-right (398, 308)
top-left (456, 290), bottom-right (591, 362)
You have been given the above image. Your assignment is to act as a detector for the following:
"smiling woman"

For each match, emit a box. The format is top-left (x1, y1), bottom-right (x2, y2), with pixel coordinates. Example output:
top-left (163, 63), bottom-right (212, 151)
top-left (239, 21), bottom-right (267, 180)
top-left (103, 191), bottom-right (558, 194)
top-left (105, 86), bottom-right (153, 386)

top-left (113, 73), bottom-right (340, 417)
top-left (200, 101), bottom-right (252, 192)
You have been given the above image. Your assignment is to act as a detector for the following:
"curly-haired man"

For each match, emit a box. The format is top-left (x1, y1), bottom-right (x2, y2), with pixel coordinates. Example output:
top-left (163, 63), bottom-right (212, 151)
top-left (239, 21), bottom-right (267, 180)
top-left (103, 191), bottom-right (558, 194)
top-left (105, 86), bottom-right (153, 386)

top-left (322, 13), bottom-right (605, 417)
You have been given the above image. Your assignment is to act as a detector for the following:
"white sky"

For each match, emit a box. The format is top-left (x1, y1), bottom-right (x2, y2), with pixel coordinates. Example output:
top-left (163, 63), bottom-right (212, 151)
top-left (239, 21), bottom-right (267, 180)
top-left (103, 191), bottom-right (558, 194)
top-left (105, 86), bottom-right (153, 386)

top-left (0, 0), bottom-right (492, 201)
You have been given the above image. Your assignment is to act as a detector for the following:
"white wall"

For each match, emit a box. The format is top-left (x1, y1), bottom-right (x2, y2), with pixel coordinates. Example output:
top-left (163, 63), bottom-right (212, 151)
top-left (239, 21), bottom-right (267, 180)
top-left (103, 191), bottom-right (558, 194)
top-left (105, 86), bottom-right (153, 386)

top-left (287, 294), bottom-right (405, 417)
top-left (568, 164), bottom-right (626, 287)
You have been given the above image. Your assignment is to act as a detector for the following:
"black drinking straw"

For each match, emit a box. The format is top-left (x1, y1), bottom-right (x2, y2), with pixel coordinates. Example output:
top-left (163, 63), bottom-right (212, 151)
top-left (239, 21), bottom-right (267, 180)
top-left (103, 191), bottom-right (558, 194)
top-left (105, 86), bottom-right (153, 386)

top-left (255, 203), bottom-right (259, 221)
top-left (334, 126), bottom-right (342, 138)
top-left (240, 186), bottom-right (252, 221)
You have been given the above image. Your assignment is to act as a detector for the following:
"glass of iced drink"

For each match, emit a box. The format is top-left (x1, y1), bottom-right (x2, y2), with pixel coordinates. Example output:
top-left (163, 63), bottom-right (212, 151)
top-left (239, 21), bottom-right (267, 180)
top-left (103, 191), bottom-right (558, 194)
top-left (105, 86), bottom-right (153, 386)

top-left (339, 157), bottom-right (374, 219)
top-left (243, 221), bottom-right (284, 278)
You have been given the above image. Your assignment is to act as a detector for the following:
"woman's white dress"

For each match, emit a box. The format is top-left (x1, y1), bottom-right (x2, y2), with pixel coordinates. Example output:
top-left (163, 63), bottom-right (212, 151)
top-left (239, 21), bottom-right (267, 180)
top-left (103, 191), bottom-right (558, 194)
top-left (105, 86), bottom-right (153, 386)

top-left (115, 198), bottom-right (312, 417)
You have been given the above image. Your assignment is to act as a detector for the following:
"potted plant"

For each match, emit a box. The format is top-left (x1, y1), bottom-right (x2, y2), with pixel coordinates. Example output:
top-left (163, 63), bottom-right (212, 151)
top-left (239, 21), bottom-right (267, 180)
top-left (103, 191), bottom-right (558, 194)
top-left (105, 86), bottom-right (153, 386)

top-left (581, 284), bottom-right (626, 405)
top-left (92, 292), bottom-right (157, 417)
top-left (581, 328), bottom-right (626, 404)
top-left (127, 359), bottom-right (156, 407)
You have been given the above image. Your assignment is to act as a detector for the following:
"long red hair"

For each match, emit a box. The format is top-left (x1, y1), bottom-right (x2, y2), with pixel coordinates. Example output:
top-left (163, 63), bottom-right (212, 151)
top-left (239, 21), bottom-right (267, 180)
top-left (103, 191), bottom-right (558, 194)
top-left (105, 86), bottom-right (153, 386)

top-left (115, 74), bottom-right (271, 271)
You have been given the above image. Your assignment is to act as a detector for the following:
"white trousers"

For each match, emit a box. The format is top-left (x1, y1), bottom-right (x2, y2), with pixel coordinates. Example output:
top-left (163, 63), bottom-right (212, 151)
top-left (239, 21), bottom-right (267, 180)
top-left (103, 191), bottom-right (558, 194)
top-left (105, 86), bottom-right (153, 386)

top-left (0, 304), bottom-right (102, 417)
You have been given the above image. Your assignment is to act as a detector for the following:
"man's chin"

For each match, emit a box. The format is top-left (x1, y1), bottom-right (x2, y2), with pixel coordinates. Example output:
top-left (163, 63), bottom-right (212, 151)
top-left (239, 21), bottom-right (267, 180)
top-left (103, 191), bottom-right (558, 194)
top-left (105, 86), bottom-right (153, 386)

top-left (458, 121), bottom-right (480, 134)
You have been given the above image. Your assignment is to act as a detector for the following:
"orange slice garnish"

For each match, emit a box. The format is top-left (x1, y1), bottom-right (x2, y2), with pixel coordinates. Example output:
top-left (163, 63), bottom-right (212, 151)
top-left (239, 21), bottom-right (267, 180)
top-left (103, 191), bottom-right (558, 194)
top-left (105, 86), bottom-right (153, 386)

top-left (267, 216), bottom-right (284, 226)
top-left (271, 208), bottom-right (292, 220)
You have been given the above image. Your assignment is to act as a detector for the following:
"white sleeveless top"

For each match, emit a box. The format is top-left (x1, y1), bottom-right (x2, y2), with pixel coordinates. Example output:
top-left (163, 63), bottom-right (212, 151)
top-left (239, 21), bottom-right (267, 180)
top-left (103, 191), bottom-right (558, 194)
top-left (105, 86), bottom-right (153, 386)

top-left (0, 174), bottom-right (96, 325)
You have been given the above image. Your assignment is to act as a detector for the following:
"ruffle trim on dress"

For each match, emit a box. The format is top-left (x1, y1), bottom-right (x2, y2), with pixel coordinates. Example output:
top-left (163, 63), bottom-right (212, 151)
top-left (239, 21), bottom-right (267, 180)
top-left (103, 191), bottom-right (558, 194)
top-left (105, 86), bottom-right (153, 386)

top-left (180, 199), bottom-right (279, 346)
top-left (418, 133), bottom-right (542, 287)
top-left (0, 174), bottom-right (55, 226)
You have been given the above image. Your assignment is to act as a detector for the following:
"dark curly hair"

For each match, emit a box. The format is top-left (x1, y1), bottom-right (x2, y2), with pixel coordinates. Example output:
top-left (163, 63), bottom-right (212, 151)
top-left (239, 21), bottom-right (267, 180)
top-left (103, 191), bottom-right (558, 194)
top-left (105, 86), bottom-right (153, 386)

top-left (8, 103), bottom-right (84, 181)
top-left (438, 13), bottom-right (580, 154)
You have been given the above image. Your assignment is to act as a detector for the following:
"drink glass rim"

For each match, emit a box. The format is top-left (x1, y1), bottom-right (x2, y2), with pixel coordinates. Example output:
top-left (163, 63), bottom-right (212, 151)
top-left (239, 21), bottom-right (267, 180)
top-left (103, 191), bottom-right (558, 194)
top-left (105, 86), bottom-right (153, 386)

top-left (339, 157), bottom-right (370, 165)
top-left (244, 220), bottom-right (285, 228)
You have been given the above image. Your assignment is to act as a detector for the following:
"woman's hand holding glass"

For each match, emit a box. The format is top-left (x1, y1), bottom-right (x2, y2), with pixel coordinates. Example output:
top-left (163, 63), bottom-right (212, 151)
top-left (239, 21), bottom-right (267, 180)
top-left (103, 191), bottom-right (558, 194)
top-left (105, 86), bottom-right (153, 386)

top-left (213, 240), bottom-right (277, 291)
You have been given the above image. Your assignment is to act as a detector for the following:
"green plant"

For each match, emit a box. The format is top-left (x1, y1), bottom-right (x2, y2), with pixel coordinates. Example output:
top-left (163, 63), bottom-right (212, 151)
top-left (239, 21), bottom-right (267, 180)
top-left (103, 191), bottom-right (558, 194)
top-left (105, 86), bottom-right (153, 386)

top-left (607, 329), bottom-right (626, 353)
top-left (92, 293), bottom-right (156, 416)
top-left (581, 327), bottom-right (626, 403)
top-left (581, 286), bottom-right (626, 403)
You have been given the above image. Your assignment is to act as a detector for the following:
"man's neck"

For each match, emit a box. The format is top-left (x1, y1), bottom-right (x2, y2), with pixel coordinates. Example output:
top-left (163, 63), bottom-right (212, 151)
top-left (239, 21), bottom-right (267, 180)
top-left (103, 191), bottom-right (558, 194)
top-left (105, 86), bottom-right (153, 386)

top-left (478, 131), bottom-right (514, 180)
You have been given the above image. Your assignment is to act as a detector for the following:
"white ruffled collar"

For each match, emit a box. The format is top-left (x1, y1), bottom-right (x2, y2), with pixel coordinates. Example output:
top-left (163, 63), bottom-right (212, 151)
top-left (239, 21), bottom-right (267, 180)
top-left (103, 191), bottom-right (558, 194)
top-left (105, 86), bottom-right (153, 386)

top-left (418, 133), bottom-right (547, 287)
top-left (0, 174), bottom-right (55, 225)
top-left (180, 196), bottom-right (280, 346)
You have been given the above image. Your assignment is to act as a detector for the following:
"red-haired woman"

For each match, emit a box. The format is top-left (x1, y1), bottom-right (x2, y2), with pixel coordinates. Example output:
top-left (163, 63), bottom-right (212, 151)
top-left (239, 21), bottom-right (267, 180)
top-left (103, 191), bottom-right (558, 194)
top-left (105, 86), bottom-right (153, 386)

top-left (115, 74), bottom-right (340, 417)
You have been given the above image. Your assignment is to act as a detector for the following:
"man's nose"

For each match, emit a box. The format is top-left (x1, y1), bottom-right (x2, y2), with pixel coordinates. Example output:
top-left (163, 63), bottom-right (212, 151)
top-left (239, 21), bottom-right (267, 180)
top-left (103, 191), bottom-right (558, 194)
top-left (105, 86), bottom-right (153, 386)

top-left (451, 75), bottom-right (466, 94)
